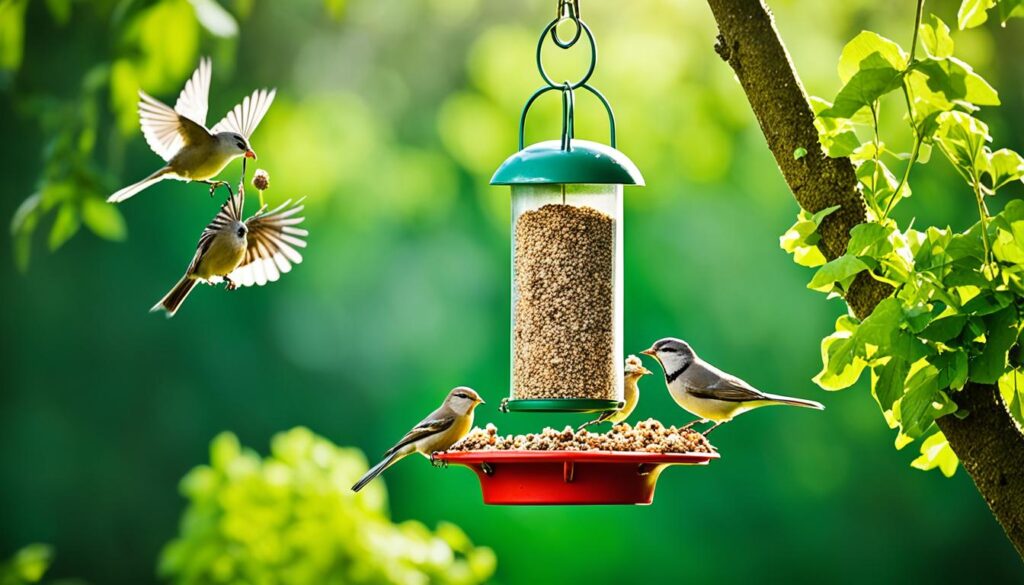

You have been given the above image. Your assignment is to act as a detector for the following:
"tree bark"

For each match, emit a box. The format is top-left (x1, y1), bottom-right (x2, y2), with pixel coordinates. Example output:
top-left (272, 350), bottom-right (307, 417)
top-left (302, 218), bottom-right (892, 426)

top-left (704, 0), bottom-right (1024, 559)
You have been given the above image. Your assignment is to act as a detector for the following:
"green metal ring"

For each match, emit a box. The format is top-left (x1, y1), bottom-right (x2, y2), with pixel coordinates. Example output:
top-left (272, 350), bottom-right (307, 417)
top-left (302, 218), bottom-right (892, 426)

top-left (535, 18), bottom-right (596, 90)
top-left (501, 398), bottom-right (624, 414)
top-left (517, 84), bottom-right (616, 150)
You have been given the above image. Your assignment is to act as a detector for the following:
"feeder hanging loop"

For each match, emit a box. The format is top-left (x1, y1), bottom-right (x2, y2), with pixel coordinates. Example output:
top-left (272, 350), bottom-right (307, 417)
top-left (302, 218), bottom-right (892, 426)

top-left (552, 0), bottom-right (582, 48)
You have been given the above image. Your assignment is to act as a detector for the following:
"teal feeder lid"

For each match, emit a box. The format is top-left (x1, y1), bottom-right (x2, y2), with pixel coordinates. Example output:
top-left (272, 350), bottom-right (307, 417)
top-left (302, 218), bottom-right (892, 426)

top-left (491, 139), bottom-right (644, 186)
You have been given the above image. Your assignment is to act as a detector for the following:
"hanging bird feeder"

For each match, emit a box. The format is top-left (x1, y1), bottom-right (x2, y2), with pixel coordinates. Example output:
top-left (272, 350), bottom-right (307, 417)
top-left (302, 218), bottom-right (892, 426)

top-left (493, 0), bottom-right (643, 415)
top-left (440, 0), bottom-right (717, 506)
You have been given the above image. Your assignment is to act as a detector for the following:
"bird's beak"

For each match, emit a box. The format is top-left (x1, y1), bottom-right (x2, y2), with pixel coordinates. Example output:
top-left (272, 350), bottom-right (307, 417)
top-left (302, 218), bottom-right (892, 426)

top-left (640, 348), bottom-right (656, 357)
top-left (244, 149), bottom-right (257, 160)
top-left (476, 397), bottom-right (486, 405)
top-left (640, 367), bottom-right (653, 375)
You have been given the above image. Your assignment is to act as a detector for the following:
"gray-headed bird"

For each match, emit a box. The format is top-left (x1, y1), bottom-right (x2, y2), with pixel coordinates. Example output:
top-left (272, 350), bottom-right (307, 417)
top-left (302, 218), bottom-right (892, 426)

top-left (151, 191), bottom-right (307, 317)
top-left (578, 355), bottom-right (651, 431)
top-left (109, 57), bottom-right (276, 203)
top-left (352, 387), bottom-right (485, 493)
top-left (642, 338), bottom-right (823, 435)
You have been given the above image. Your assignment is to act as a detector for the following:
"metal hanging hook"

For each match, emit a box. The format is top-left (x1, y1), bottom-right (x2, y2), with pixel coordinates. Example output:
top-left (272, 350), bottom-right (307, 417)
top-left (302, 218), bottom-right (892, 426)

top-left (551, 0), bottom-right (582, 48)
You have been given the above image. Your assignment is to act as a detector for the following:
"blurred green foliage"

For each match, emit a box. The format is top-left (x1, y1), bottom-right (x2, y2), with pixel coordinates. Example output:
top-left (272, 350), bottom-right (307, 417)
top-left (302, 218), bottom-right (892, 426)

top-left (786, 1), bottom-right (1024, 477)
top-left (2, 0), bottom-right (1024, 583)
top-left (0, 545), bottom-right (52, 585)
top-left (160, 428), bottom-right (495, 585)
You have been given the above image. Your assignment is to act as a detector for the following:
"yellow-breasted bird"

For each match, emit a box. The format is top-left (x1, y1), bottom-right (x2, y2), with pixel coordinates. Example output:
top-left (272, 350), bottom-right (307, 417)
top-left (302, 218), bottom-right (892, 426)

top-left (352, 387), bottom-right (485, 492)
top-left (109, 57), bottom-right (276, 202)
top-left (151, 190), bottom-right (307, 317)
top-left (578, 355), bottom-right (651, 431)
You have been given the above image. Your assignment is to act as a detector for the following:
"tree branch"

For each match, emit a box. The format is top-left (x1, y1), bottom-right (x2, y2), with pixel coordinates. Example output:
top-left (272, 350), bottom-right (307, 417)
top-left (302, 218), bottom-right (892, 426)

top-left (704, 0), bottom-right (1024, 559)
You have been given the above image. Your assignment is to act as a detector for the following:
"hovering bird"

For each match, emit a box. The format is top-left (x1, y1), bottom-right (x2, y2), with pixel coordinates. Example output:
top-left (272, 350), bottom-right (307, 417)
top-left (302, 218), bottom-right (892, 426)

top-left (109, 57), bottom-right (276, 203)
top-left (578, 354), bottom-right (651, 431)
top-left (151, 190), bottom-right (307, 317)
top-left (352, 387), bottom-right (485, 493)
top-left (642, 338), bottom-right (824, 435)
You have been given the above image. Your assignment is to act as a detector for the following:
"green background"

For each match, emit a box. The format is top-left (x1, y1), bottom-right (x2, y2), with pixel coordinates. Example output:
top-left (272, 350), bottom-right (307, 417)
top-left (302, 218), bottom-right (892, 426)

top-left (1, 0), bottom-right (1023, 582)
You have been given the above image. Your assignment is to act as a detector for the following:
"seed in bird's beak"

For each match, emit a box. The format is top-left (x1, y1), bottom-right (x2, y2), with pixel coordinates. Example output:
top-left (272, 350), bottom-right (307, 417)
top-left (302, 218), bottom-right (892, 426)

top-left (244, 149), bottom-right (257, 160)
top-left (640, 348), bottom-right (656, 356)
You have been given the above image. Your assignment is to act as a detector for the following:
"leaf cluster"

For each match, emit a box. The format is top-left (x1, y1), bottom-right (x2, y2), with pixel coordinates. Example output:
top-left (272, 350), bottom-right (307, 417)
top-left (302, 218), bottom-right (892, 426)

top-left (781, 2), bottom-right (1024, 476)
top-left (159, 428), bottom-right (497, 585)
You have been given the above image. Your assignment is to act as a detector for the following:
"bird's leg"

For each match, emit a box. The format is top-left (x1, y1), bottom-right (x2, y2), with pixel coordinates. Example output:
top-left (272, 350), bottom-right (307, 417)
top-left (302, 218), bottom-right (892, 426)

top-left (702, 421), bottom-right (726, 437)
top-left (201, 180), bottom-right (233, 198)
top-left (681, 418), bottom-right (708, 431)
top-left (576, 418), bottom-right (600, 433)
top-left (224, 277), bottom-right (237, 291)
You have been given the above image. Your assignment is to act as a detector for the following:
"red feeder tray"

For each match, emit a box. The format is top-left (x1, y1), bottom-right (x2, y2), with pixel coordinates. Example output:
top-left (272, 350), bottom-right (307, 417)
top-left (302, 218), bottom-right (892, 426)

top-left (435, 450), bottom-right (719, 505)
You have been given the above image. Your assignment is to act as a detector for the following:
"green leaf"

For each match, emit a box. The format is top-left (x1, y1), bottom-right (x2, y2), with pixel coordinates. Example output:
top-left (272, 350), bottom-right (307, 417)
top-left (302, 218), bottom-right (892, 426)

top-left (837, 31), bottom-right (909, 83)
top-left (0, 0), bottom-right (27, 80)
top-left (920, 314), bottom-right (968, 342)
top-left (81, 198), bottom-right (127, 241)
top-left (913, 57), bottom-right (1000, 110)
top-left (934, 111), bottom-right (991, 178)
top-left (793, 147), bottom-right (808, 160)
top-left (998, 0), bottom-right (1024, 23)
top-left (808, 255), bottom-right (870, 292)
top-left (815, 331), bottom-right (868, 391)
top-left (47, 203), bottom-right (80, 251)
top-left (1, 543), bottom-right (54, 583)
top-left (958, 0), bottom-right (995, 29)
top-left (931, 350), bottom-right (969, 390)
top-left (911, 431), bottom-right (959, 476)
top-left (898, 365), bottom-right (956, 439)
top-left (984, 148), bottom-right (1024, 190)
top-left (819, 66), bottom-right (904, 119)
top-left (779, 205), bottom-right (839, 267)
top-left (847, 222), bottom-right (895, 258)
top-left (857, 297), bottom-right (903, 345)
top-left (969, 306), bottom-right (1019, 383)
top-left (874, 357), bottom-right (910, 411)
top-left (920, 15), bottom-right (954, 59)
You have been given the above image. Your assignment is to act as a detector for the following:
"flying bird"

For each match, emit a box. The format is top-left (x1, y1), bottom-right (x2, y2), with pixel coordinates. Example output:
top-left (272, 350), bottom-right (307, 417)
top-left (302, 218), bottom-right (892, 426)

top-left (151, 190), bottom-right (307, 317)
top-left (578, 355), bottom-right (651, 431)
top-left (352, 387), bottom-right (485, 493)
top-left (642, 338), bottom-right (824, 435)
top-left (109, 57), bottom-right (276, 203)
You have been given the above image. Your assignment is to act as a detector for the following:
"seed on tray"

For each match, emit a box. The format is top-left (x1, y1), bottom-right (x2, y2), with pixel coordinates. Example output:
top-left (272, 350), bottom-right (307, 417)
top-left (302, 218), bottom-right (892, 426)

top-left (447, 419), bottom-right (714, 454)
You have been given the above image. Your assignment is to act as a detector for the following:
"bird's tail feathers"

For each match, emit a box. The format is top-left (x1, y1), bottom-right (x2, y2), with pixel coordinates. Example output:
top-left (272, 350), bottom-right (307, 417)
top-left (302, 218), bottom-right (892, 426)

top-left (151, 276), bottom-right (198, 318)
top-left (761, 393), bottom-right (825, 410)
top-left (352, 450), bottom-right (403, 492)
top-left (108, 167), bottom-right (172, 203)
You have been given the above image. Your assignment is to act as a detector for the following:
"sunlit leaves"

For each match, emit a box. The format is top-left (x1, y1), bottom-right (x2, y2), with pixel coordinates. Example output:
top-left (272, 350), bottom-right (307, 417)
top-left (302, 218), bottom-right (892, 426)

top-left (160, 428), bottom-right (496, 585)
top-left (919, 15), bottom-right (954, 59)
top-left (911, 431), bottom-right (959, 476)
top-left (958, 0), bottom-right (1024, 27)
top-left (0, 0), bottom-right (27, 87)
top-left (779, 204), bottom-right (839, 267)
top-left (0, 543), bottom-right (53, 584)
top-left (912, 57), bottom-right (1000, 111)
top-left (934, 111), bottom-right (990, 178)
top-left (984, 148), bottom-right (1024, 190)
top-left (958, 0), bottom-right (996, 29)
top-left (837, 31), bottom-right (909, 83)
top-left (808, 255), bottom-right (869, 293)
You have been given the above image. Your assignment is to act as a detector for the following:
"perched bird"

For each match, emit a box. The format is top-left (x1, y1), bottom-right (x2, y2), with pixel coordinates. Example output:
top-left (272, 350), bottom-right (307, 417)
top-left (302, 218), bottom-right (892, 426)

top-left (109, 57), bottom-right (276, 202)
top-left (578, 355), bottom-right (651, 431)
top-left (352, 387), bottom-right (485, 492)
top-left (641, 338), bottom-right (824, 435)
top-left (151, 190), bottom-right (307, 317)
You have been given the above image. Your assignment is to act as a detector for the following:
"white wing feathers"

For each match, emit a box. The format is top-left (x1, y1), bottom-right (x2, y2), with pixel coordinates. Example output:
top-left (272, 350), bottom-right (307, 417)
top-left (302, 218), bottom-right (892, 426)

top-left (138, 92), bottom-right (189, 162)
top-left (210, 88), bottom-right (277, 139)
top-left (228, 197), bottom-right (307, 287)
top-left (137, 57), bottom-right (213, 161)
top-left (174, 56), bottom-right (211, 127)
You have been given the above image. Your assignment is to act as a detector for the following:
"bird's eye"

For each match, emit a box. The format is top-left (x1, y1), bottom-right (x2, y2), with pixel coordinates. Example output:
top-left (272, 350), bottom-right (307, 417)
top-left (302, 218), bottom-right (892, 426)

top-left (236, 227), bottom-right (246, 237)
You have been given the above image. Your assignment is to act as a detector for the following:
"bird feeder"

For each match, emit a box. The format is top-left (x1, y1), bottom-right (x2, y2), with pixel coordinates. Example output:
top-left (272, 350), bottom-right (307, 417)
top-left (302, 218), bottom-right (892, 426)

top-left (441, 1), bottom-right (716, 506)
top-left (492, 0), bottom-right (643, 415)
